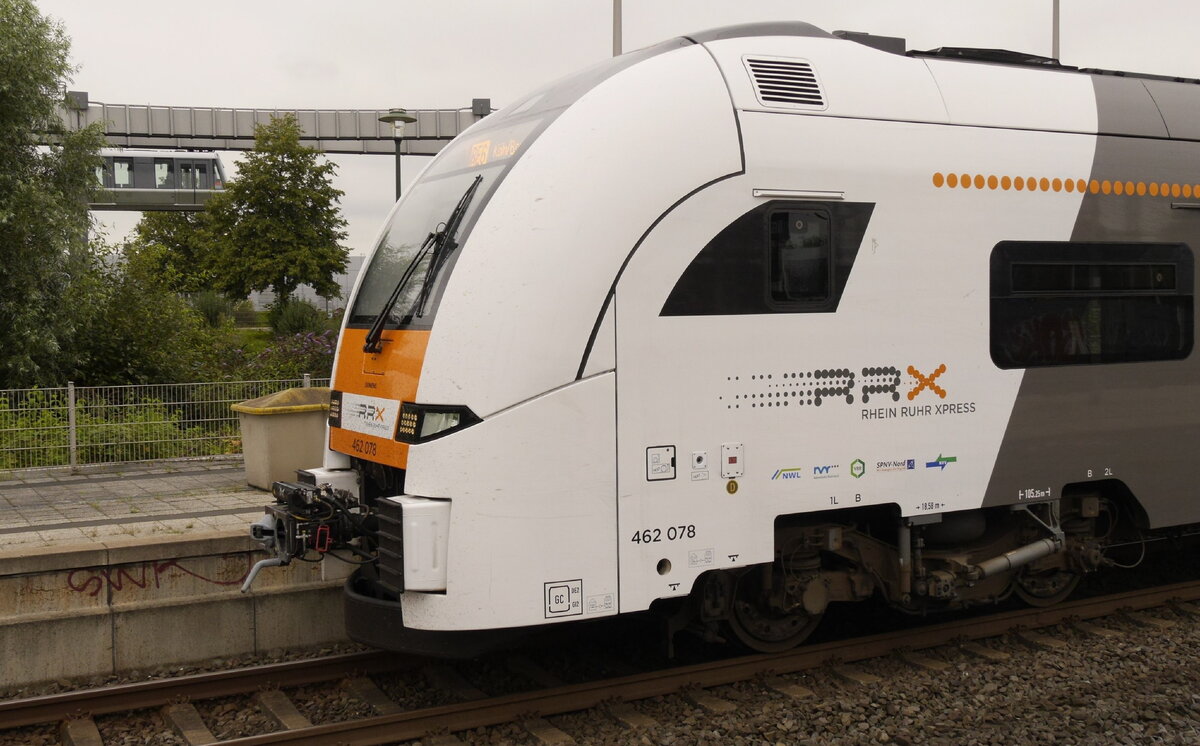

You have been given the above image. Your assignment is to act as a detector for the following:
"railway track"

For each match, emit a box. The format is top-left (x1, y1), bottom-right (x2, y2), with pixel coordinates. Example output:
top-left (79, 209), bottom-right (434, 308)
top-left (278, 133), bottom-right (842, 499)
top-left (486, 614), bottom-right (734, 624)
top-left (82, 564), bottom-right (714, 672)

top-left (5, 579), bottom-right (1200, 745)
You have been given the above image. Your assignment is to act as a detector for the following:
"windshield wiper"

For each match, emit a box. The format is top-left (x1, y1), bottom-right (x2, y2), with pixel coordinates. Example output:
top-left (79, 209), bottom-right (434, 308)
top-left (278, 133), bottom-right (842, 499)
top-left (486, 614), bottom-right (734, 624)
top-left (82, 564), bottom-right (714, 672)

top-left (415, 175), bottom-right (482, 316)
top-left (362, 175), bottom-right (483, 354)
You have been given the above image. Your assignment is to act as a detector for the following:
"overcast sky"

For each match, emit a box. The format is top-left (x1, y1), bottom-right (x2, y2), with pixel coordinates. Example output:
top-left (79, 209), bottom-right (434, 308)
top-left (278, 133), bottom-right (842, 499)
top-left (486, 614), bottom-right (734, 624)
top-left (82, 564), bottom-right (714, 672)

top-left (36, 0), bottom-right (1200, 256)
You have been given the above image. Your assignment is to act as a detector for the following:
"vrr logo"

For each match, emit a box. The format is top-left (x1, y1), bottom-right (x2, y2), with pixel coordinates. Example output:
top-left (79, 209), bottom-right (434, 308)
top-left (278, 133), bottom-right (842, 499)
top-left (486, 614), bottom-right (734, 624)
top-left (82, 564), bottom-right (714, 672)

top-left (850, 459), bottom-right (865, 478)
top-left (907, 364), bottom-right (947, 400)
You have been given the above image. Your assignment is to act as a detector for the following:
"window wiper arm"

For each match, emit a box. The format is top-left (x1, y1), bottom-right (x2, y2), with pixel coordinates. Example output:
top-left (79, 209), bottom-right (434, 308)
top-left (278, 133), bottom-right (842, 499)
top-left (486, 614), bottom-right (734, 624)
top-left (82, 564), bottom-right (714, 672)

top-left (361, 175), bottom-right (483, 354)
top-left (362, 230), bottom-right (437, 353)
top-left (415, 175), bottom-right (483, 317)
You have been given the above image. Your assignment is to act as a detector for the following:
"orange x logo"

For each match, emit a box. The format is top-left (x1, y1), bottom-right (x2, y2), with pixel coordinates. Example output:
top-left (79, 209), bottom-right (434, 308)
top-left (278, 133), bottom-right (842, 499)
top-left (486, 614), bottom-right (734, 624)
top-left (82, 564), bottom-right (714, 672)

top-left (907, 364), bottom-right (947, 400)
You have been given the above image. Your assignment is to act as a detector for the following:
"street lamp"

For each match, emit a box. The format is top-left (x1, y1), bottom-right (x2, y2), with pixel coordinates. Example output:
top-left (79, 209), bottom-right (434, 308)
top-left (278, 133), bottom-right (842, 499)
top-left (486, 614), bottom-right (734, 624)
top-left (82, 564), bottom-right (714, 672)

top-left (379, 108), bottom-right (418, 201)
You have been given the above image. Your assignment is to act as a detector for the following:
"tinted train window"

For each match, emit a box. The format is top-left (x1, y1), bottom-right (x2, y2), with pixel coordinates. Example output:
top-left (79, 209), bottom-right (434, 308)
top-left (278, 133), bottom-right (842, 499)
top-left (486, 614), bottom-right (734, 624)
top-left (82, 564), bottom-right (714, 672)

top-left (990, 241), bottom-right (1193, 368)
top-left (154, 159), bottom-right (173, 188)
top-left (769, 210), bottom-right (831, 303)
top-left (179, 162), bottom-right (210, 189)
top-left (659, 201), bottom-right (873, 316)
top-left (113, 158), bottom-right (133, 187)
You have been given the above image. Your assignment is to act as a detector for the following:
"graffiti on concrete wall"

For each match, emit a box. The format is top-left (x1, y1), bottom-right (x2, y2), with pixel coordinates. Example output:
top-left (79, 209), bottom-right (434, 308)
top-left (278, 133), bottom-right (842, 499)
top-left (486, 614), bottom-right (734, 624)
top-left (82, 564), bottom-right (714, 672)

top-left (67, 555), bottom-right (251, 597)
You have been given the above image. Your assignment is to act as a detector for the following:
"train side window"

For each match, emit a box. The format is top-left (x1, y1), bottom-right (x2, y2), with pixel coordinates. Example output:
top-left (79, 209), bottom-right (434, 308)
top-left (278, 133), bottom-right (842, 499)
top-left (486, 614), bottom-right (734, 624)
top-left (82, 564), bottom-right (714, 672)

top-left (112, 158), bottom-right (133, 188)
top-left (179, 162), bottom-right (195, 189)
top-left (990, 241), bottom-right (1194, 368)
top-left (769, 209), bottom-right (831, 304)
top-left (94, 163), bottom-right (107, 187)
top-left (154, 159), bottom-right (174, 188)
top-left (194, 162), bottom-right (210, 189)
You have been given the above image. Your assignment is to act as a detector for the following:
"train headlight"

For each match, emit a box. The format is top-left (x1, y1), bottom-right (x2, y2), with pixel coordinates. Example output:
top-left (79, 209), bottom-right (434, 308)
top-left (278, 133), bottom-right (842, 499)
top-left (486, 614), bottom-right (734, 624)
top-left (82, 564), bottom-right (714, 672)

top-left (396, 402), bottom-right (481, 444)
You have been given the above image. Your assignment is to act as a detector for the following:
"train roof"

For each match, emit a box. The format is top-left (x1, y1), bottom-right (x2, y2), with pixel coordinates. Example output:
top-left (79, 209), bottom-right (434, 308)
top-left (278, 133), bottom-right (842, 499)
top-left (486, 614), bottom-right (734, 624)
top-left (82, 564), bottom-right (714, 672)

top-left (683, 20), bottom-right (1200, 85)
top-left (679, 22), bottom-right (1200, 141)
top-left (98, 148), bottom-right (222, 158)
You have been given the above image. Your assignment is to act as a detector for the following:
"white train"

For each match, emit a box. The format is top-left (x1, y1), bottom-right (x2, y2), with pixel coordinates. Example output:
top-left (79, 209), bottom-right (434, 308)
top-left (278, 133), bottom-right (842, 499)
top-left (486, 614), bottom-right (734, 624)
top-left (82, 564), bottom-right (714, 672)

top-left (247, 22), bottom-right (1199, 654)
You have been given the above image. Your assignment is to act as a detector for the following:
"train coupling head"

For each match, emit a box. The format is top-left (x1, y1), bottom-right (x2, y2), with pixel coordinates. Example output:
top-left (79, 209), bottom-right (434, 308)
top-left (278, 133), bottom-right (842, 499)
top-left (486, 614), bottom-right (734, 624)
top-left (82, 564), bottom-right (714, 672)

top-left (241, 480), bottom-right (374, 593)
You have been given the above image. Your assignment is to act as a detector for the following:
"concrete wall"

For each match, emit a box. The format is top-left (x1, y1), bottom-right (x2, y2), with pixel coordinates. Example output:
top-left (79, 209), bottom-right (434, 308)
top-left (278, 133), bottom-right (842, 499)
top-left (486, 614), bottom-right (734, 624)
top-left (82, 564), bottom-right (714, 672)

top-left (0, 531), bottom-right (351, 688)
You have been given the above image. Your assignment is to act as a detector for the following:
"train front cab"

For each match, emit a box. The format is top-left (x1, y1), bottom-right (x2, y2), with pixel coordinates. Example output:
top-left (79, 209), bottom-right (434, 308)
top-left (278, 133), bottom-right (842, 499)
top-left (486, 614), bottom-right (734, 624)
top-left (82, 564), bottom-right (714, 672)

top-left (335, 32), bottom-right (749, 653)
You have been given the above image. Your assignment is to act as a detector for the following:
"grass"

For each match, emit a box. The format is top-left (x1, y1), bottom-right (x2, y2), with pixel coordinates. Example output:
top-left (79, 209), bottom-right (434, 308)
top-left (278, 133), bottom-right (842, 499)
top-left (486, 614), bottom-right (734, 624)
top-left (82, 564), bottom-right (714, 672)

top-left (232, 328), bottom-right (273, 355)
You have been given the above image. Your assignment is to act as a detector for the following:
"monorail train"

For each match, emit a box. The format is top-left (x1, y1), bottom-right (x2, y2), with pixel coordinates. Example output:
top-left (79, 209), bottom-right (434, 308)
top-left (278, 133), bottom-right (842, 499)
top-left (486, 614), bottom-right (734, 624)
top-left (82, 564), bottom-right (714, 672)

top-left (246, 22), bottom-right (1200, 654)
top-left (91, 148), bottom-right (225, 210)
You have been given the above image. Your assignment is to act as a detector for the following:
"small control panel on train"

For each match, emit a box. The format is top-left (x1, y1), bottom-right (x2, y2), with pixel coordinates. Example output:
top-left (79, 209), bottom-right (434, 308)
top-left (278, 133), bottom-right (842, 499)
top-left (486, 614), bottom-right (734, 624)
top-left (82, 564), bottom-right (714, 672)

top-left (646, 445), bottom-right (676, 481)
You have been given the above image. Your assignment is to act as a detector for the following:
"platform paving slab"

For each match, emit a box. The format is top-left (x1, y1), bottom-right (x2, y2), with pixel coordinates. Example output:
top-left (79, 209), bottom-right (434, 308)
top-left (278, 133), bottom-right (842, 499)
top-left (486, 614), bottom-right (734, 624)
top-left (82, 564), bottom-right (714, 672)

top-left (0, 462), bottom-right (269, 550)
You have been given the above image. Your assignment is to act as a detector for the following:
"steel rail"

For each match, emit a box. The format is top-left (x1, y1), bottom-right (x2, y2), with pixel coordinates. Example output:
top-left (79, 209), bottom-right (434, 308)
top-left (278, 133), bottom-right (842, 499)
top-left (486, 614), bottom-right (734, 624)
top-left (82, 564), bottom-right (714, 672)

top-left (0, 651), bottom-right (413, 730)
top-left (217, 580), bottom-right (1200, 746)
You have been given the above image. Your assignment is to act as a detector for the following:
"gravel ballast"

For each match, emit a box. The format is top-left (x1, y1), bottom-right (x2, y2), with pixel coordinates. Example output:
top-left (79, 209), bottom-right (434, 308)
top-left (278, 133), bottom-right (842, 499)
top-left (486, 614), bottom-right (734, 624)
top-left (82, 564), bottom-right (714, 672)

top-left (454, 609), bottom-right (1200, 745)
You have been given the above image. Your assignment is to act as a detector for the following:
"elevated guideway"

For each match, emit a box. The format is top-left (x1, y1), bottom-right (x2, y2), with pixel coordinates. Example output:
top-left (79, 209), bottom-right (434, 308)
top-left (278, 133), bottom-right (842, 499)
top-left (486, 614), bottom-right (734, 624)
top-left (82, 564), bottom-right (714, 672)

top-left (58, 92), bottom-right (487, 155)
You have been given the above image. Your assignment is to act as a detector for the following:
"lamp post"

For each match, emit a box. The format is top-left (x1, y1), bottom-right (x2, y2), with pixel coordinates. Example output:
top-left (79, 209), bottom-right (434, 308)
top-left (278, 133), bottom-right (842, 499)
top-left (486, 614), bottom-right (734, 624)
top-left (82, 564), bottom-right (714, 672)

top-left (379, 108), bottom-right (418, 202)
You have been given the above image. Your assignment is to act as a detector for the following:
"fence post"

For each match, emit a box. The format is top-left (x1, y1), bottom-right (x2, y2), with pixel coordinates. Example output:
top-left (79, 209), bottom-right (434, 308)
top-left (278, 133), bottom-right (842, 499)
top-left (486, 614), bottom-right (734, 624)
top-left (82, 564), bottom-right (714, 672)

top-left (303, 373), bottom-right (311, 388)
top-left (67, 381), bottom-right (78, 473)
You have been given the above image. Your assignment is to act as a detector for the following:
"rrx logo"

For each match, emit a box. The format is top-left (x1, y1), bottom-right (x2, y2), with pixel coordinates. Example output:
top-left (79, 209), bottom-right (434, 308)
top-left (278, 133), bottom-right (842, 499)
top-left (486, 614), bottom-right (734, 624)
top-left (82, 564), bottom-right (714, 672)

top-left (351, 403), bottom-right (387, 422)
top-left (796, 364), bottom-right (949, 406)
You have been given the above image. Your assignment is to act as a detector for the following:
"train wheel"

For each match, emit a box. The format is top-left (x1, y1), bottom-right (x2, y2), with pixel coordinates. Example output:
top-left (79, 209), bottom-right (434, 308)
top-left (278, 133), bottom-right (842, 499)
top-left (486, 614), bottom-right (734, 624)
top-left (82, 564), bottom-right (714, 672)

top-left (1014, 567), bottom-right (1080, 607)
top-left (725, 569), bottom-right (822, 653)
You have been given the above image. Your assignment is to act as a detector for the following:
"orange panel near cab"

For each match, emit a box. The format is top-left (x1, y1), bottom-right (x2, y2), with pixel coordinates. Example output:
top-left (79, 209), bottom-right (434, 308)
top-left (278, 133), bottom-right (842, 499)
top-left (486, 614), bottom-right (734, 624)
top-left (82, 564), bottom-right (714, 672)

top-left (329, 328), bottom-right (430, 469)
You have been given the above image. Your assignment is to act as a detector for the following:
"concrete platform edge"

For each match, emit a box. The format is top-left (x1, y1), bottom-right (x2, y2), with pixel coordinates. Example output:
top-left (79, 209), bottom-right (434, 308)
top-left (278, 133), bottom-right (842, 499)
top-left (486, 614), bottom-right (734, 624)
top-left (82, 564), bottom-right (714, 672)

top-left (1, 528), bottom-right (352, 689)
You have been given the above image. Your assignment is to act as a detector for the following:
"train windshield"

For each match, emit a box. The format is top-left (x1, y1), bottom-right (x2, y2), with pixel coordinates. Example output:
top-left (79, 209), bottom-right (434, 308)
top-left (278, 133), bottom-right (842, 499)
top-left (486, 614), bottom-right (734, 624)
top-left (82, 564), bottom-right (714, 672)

top-left (349, 36), bottom-right (692, 332)
top-left (349, 114), bottom-right (542, 330)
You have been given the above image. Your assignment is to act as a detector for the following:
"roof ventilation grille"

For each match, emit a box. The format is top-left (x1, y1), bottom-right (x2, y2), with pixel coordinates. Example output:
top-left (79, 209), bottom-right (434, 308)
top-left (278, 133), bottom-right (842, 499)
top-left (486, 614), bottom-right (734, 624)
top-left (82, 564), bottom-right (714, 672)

top-left (745, 57), bottom-right (826, 109)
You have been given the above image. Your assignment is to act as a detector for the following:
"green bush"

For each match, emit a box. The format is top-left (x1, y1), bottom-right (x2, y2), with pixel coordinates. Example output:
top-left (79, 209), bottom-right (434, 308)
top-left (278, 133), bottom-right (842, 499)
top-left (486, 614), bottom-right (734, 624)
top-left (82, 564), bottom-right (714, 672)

top-left (243, 331), bottom-right (336, 380)
top-left (269, 298), bottom-right (326, 336)
top-left (231, 300), bottom-right (259, 327)
top-left (190, 290), bottom-right (235, 328)
top-left (67, 241), bottom-right (221, 386)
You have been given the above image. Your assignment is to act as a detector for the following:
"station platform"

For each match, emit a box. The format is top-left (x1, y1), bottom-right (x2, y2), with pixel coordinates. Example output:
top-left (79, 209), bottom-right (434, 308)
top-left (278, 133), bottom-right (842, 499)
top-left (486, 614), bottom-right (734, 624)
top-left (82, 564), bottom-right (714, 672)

top-left (0, 460), bottom-right (267, 550)
top-left (0, 461), bottom-right (350, 689)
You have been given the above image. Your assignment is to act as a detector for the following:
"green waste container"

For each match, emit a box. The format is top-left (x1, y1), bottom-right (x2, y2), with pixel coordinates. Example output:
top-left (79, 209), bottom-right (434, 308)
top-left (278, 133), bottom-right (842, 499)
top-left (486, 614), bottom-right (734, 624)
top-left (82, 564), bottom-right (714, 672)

top-left (232, 387), bottom-right (331, 490)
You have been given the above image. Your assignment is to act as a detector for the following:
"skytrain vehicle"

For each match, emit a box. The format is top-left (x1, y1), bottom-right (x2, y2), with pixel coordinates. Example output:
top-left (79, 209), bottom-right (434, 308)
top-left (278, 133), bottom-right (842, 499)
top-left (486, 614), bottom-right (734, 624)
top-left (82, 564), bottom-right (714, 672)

top-left (245, 22), bottom-right (1200, 654)
top-left (91, 148), bottom-right (225, 210)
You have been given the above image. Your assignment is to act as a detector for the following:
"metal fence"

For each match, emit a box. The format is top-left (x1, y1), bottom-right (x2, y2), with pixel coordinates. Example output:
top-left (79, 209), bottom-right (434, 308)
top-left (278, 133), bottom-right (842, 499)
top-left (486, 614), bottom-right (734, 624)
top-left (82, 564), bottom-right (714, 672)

top-left (0, 376), bottom-right (329, 473)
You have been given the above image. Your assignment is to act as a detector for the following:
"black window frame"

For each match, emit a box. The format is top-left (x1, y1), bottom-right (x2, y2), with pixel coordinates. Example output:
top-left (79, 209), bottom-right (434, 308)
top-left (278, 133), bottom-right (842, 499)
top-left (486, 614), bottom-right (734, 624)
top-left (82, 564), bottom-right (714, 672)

top-left (990, 240), bottom-right (1194, 369)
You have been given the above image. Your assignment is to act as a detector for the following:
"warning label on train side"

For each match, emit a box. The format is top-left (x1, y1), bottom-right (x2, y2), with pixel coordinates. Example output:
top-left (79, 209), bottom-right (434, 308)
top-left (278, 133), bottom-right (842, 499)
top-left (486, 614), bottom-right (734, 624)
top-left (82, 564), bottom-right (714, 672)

top-left (544, 579), bottom-right (583, 618)
top-left (586, 593), bottom-right (615, 615)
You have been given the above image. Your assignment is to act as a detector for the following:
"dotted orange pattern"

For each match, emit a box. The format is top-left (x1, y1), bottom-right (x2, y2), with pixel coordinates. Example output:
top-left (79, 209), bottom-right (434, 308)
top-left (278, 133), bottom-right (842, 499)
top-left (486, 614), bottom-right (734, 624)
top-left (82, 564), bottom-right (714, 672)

top-left (931, 172), bottom-right (1199, 198)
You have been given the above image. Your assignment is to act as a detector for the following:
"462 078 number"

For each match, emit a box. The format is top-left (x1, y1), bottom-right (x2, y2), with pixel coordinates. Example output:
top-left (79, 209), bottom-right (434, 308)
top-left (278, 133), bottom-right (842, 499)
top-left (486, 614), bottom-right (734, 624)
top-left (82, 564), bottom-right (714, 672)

top-left (631, 525), bottom-right (696, 543)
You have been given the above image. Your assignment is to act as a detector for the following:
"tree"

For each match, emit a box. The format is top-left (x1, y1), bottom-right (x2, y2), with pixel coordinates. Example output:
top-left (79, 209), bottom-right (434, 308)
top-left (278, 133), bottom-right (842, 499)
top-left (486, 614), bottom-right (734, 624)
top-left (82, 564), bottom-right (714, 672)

top-left (65, 240), bottom-right (220, 385)
top-left (0, 0), bottom-right (105, 387)
top-left (131, 211), bottom-right (217, 294)
top-left (205, 114), bottom-right (349, 306)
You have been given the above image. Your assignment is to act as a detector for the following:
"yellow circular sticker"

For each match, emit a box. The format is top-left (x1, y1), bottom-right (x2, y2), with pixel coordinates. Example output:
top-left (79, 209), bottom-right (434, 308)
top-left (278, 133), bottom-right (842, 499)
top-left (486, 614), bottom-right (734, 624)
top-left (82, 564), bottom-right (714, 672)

top-left (726, 480), bottom-right (738, 495)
